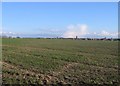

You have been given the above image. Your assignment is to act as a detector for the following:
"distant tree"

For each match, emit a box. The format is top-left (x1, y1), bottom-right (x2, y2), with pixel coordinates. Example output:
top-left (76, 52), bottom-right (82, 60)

top-left (2, 35), bottom-right (8, 38)
top-left (17, 36), bottom-right (20, 38)
top-left (9, 36), bottom-right (12, 38)
top-left (75, 36), bottom-right (78, 40)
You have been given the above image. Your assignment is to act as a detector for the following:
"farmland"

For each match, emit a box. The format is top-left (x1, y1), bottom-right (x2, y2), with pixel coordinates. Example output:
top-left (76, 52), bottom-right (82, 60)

top-left (2, 38), bottom-right (119, 85)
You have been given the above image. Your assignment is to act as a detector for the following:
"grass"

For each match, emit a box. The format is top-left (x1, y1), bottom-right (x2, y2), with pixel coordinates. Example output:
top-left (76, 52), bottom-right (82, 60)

top-left (2, 38), bottom-right (119, 85)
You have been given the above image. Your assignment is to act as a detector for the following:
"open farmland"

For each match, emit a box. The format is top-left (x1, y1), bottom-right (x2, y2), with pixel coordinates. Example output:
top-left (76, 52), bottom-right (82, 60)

top-left (2, 38), bottom-right (119, 85)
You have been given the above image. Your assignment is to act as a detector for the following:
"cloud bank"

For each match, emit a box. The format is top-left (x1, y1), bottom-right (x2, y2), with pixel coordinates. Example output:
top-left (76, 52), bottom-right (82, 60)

top-left (98, 30), bottom-right (118, 37)
top-left (1, 31), bottom-right (20, 38)
top-left (1, 24), bottom-right (119, 38)
top-left (63, 24), bottom-right (88, 38)
top-left (62, 24), bottom-right (118, 38)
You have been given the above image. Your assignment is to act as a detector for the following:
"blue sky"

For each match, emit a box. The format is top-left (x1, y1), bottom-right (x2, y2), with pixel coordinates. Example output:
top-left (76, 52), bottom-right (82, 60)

top-left (2, 2), bottom-right (118, 38)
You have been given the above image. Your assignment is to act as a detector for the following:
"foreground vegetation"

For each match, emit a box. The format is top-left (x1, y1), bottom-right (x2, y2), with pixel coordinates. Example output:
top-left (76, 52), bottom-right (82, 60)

top-left (2, 38), bottom-right (119, 85)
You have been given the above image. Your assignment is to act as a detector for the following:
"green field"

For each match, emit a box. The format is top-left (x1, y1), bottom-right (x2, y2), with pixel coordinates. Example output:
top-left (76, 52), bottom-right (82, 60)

top-left (2, 38), bottom-right (119, 85)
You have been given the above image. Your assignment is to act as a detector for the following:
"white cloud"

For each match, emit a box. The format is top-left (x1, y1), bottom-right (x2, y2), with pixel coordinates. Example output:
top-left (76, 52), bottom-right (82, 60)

top-left (98, 30), bottom-right (118, 37)
top-left (1, 31), bottom-right (19, 37)
top-left (93, 32), bottom-right (97, 34)
top-left (63, 24), bottom-right (88, 38)
top-left (63, 25), bottom-right (118, 38)
top-left (100, 30), bottom-right (111, 36)
top-left (1, 28), bottom-right (118, 38)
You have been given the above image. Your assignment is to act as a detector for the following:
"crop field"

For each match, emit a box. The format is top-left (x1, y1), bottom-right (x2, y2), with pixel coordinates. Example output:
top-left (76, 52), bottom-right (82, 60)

top-left (2, 38), bottom-right (119, 85)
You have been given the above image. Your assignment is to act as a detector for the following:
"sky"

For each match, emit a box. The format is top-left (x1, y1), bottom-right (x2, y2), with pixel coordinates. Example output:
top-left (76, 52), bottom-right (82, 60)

top-left (2, 0), bottom-right (120, 2)
top-left (2, 2), bottom-right (118, 38)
